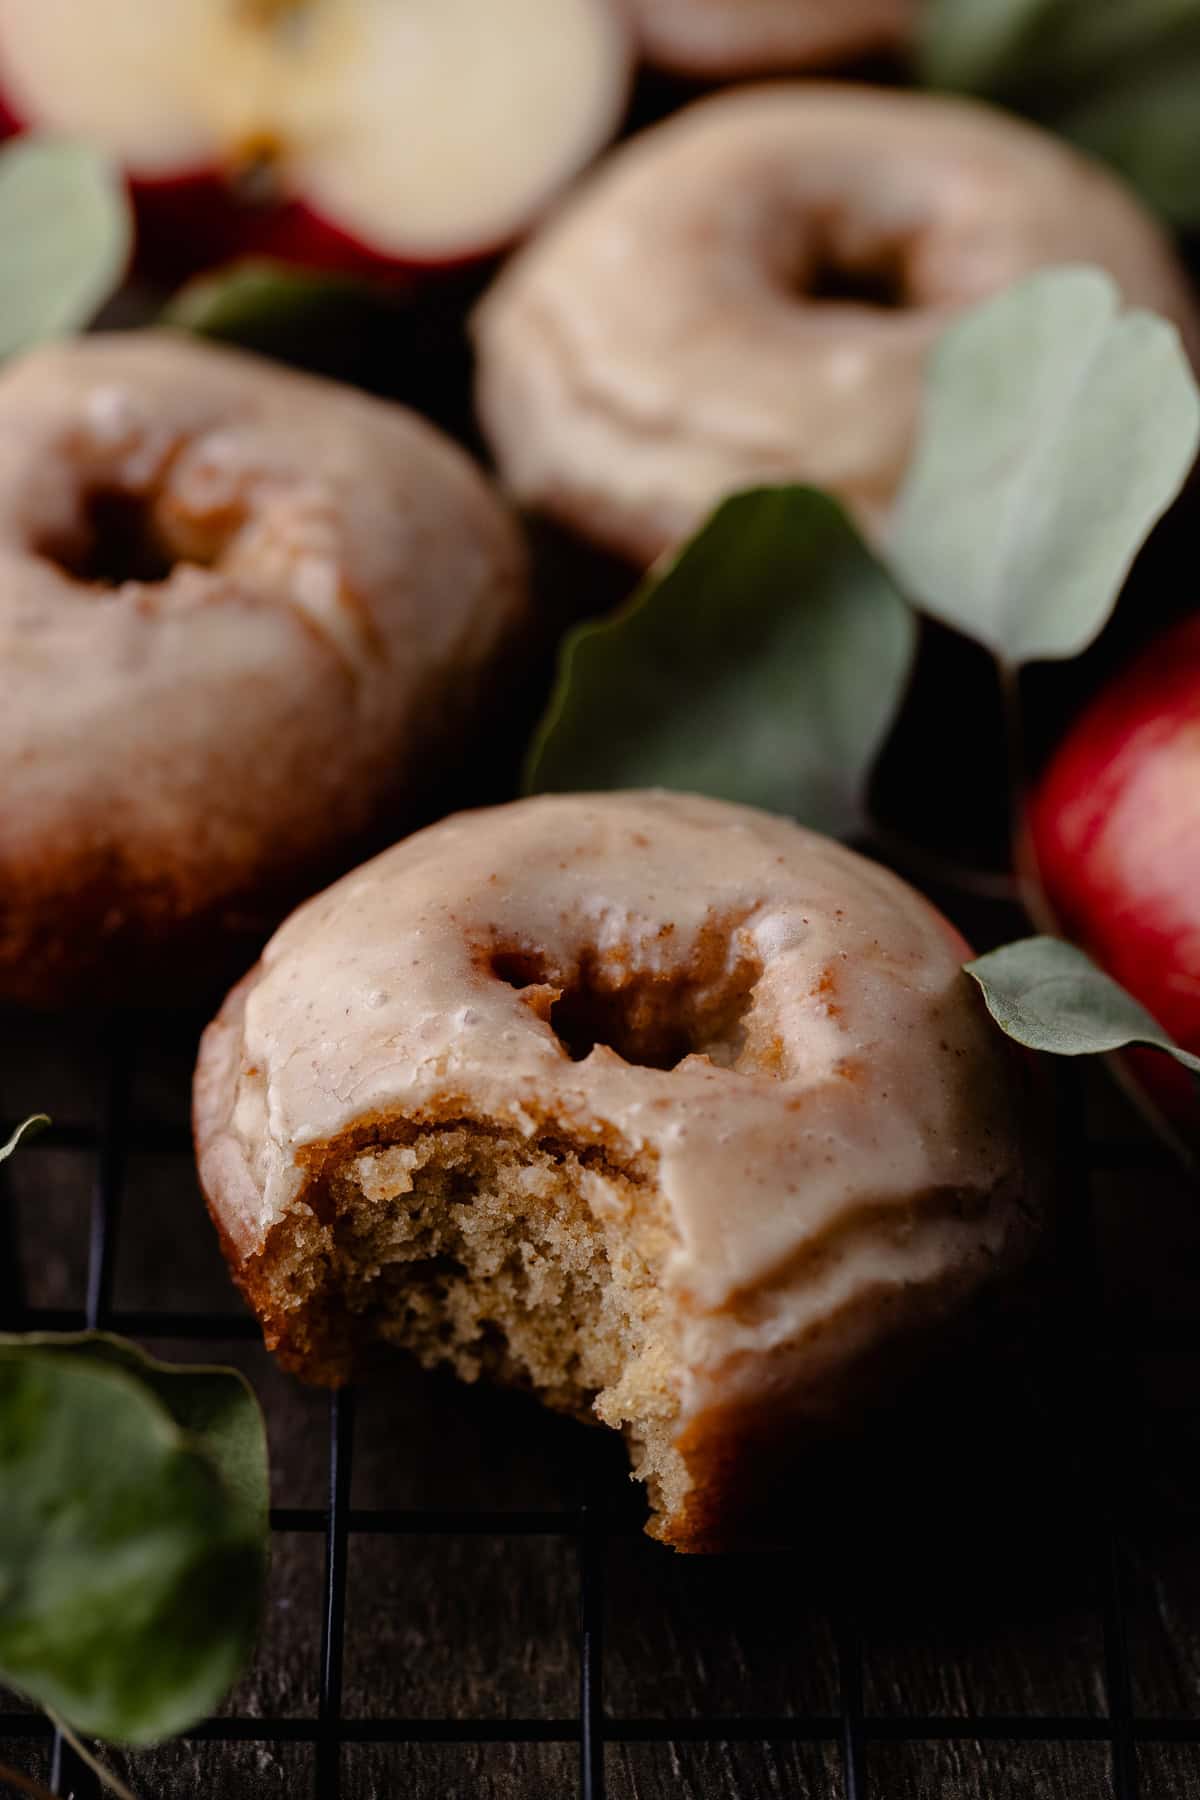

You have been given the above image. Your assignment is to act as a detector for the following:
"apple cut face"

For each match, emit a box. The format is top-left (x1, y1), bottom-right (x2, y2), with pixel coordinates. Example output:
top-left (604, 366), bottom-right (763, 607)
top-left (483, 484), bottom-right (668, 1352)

top-left (0, 0), bottom-right (633, 272)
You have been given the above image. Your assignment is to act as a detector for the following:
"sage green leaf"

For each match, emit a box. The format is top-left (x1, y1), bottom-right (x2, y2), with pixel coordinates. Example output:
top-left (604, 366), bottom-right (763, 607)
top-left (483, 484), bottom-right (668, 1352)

top-left (966, 936), bottom-right (1200, 1071)
top-left (524, 486), bottom-right (917, 839)
top-left (0, 1115), bottom-right (49, 1163)
top-left (890, 268), bottom-right (1200, 666)
top-left (0, 1333), bottom-right (268, 1745)
top-left (0, 138), bottom-right (132, 362)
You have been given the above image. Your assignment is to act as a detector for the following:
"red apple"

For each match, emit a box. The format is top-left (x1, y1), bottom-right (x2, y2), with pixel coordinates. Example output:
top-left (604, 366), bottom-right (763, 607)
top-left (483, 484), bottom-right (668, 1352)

top-left (1029, 613), bottom-right (1200, 1123)
top-left (0, 0), bottom-right (632, 279)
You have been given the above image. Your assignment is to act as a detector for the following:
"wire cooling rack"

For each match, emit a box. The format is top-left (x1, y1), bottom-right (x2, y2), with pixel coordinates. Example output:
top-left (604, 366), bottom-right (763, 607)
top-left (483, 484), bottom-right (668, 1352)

top-left (2, 974), bottom-right (1200, 1800)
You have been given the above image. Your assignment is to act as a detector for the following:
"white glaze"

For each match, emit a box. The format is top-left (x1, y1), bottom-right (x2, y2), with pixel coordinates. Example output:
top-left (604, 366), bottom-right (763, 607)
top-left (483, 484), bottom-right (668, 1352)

top-left (474, 84), bottom-right (1200, 565)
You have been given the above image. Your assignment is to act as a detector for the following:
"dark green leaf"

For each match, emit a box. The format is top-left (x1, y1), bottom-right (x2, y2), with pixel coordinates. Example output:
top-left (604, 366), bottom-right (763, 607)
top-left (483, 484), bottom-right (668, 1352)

top-left (0, 138), bottom-right (132, 361)
top-left (524, 486), bottom-right (916, 838)
top-left (163, 258), bottom-right (402, 357)
top-left (917, 0), bottom-right (1200, 227)
top-left (966, 935), bottom-right (1200, 1070)
top-left (0, 1116), bottom-right (49, 1163)
top-left (1065, 51), bottom-right (1200, 229)
top-left (0, 1334), bottom-right (268, 1745)
top-left (890, 268), bottom-right (1199, 666)
top-left (917, 0), bottom-right (1056, 91)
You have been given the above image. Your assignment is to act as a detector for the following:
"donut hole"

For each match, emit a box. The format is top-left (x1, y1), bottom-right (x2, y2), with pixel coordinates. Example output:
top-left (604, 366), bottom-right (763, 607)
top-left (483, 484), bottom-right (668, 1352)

top-left (786, 222), bottom-right (910, 312)
top-left (36, 486), bottom-right (208, 589)
top-left (490, 942), bottom-right (762, 1072)
top-left (806, 256), bottom-right (907, 310)
top-left (265, 1123), bottom-right (689, 1531)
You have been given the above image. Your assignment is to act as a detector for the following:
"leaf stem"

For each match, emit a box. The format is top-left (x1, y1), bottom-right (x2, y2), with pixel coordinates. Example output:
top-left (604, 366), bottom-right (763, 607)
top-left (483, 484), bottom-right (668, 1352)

top-left (865, 823), bottom-right (1021, 903)
top-left (0, 1758), bottom-right (61, 1800)
top-left (997, 657), bottom-right (1052, 925)
top-left (1103, 1052), bottom-right (1199, 1178)
top-left (0, 1115), bottom-right (50, 1164)
top-left (45, 1716), bottom-right (139, 1800)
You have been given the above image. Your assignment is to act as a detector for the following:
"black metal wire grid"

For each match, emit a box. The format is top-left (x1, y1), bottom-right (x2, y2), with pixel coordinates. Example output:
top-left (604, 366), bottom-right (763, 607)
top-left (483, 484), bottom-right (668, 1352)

top-left (1, 1008), bottom-right (1199, 1800)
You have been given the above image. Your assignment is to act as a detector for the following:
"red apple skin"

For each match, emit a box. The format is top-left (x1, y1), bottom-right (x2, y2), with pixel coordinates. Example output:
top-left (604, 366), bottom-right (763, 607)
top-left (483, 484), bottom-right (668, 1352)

top-left (0, 43), bottom-right (630, 285)
top-left (129, 172), bottom-right (430, 286)
top-left (0, 97), bottom-right (478, 282)
top-left (1029, 613), bottom-right (1200, 1123)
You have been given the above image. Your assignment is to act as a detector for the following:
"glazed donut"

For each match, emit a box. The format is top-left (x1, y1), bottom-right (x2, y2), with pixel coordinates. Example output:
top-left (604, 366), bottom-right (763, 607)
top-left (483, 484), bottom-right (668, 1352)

top-left (0, 332), bottom-right (526, 1005)
top-left (628, 0), bottom-right (915, 78)
top-left (194, 790), bottom-right (1042, 1550)
top-left (474, 85), bottom-right (1200, 566)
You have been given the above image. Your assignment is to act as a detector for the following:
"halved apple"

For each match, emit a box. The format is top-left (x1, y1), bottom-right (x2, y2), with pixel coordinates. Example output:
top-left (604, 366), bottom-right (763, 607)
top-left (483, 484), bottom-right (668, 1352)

top-left (0, 0), bottom-right (633, 275)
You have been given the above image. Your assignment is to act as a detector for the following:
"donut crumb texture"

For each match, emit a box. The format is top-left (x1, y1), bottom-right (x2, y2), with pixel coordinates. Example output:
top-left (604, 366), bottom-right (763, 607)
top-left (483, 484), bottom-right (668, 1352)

top-left (254, 1123), bottom-right (690, 1532)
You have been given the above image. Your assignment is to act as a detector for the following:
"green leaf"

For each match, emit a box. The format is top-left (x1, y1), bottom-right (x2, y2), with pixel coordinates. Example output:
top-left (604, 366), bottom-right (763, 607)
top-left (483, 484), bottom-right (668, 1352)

top-left (0, 138), bottom-right (132, 362)
top-left (917, 0), bottom-right (1057, 91)
top-left (524, 487), bottom-right (916, 837)
top-left (890, 267), bottom-right (1200, 666)
top-left (966, 935), bottom-right (1200, 1071)
top-left (0, 1333), bottom-right (268, 1745)
top-left (917, 0), bottom-right (1200, 228)
top-left (163, 258), bottom-right (400, 355)
top-left (0, 1115), bottom-right (49, 1163)
top-left (1029, 0), bottom-right (1200, 85)
top-left (919, 0), bottom-right (1200, 95)
top-left (1064, 50), bottom-right (1200, 229)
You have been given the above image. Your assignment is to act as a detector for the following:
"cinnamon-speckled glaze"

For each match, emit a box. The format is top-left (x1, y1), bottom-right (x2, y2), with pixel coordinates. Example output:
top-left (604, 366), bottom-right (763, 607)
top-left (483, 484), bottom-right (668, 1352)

top-left (0, 332), bottom-right (527, 1003)
top-left (197, 791), bottom-right (1044, 1541)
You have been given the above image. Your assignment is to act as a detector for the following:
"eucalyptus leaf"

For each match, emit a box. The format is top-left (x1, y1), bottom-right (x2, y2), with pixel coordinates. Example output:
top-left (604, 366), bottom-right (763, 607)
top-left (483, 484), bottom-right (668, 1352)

top-left (919, 0), bottom-right (1200, 96)
top-left (917, 0), bottom-right (1200, 227)
top-left (966, 936), bottom-right (1200, 1072)
top-left (0, 1115), bottom-right (49, 1163)
top-left (890, 268), bottom-right (1200, 666)
top-left (1065, 51), bottom-right (1200, 229)
top-left (1024, 0), bottom-right (1200, 85)
top-left (0, 138), bottom-right (132, 362)
top-left (164, 258), bottom-right (402, 359)
top-left (524, 487), bottom-right (916, 838)
top-left (0, 1333), bottom-right (268, 1745)
top-left (917, 0), bottom-right (1056, 91)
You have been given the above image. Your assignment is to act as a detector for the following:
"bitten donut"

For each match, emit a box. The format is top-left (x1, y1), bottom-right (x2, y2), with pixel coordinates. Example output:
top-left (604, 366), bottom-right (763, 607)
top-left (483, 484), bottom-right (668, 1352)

top-left (195, 790), bottom-right (1043, 1550)
top-left (0, 331), bottom-right (527, 1005)
top-left (474, 85), bottom-right (1200, 565)
top-left (628, 0), bottom-right (915, 78)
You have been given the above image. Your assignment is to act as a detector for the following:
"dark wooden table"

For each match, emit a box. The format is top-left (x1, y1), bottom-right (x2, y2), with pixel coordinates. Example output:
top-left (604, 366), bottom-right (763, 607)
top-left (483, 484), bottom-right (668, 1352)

top-left (2, 969), bottom-right (1199, 1800)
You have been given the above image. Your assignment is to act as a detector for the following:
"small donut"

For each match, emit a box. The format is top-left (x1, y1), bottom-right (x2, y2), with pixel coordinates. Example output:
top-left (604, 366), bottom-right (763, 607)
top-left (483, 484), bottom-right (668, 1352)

top-left (628, 0), bottom-right (916, 78)
top-left (474, 85), bottom-right (1200, 566)
top-left (0, 332), bottom-right (527, 1005)
top-left (195, 790), bottom-right (1042, 1550)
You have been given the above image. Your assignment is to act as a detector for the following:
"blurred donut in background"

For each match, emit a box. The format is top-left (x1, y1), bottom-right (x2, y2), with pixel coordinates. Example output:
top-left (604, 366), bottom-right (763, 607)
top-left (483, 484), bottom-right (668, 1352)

top-left (0, 331), bottom-right (527, 1004)
top-left (627, 0), bottom-right (915, 78)
top-left (474, 83), bottom-right (1200, 567)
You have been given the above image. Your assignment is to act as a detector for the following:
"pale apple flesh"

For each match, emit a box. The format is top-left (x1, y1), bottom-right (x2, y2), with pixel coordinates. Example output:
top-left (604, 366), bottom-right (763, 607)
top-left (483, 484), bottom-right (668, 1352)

top-left (0, 0), bottom-right (632, 272)
top-left (1030, 613), bottom-right (1200, 1124)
